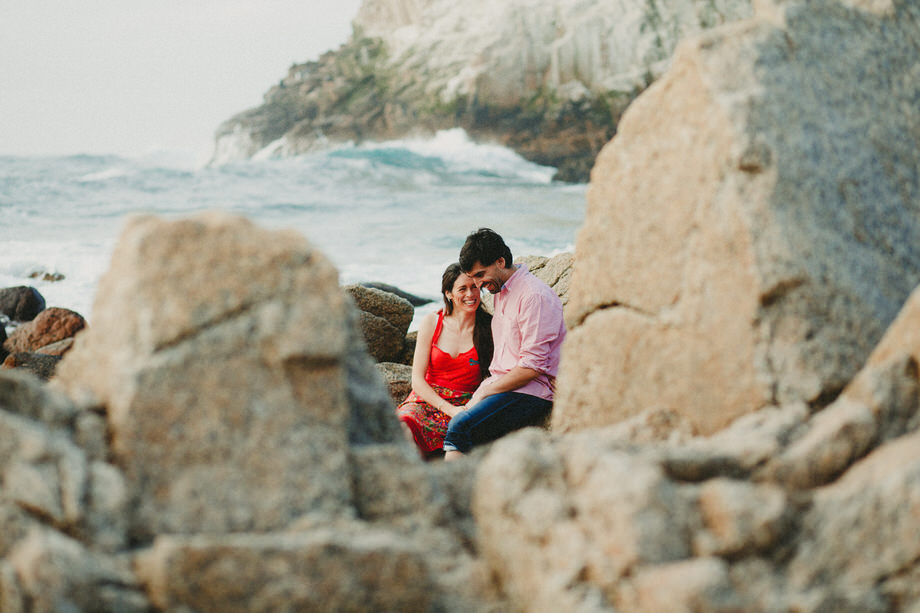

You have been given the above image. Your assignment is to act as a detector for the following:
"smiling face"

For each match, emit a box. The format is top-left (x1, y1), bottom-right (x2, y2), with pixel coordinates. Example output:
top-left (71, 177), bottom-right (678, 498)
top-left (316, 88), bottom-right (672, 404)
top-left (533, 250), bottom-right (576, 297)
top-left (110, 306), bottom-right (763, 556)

top-left (466, 258), bottom-right (507, 295)
top-left (446, 273), bottom-right (481, 312)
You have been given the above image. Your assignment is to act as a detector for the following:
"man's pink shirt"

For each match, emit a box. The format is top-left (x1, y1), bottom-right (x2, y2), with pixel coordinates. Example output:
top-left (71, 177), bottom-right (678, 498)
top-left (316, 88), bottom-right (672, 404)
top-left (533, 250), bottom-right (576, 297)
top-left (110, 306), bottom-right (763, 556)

top-left (485, 264), bottom-right (566, 401)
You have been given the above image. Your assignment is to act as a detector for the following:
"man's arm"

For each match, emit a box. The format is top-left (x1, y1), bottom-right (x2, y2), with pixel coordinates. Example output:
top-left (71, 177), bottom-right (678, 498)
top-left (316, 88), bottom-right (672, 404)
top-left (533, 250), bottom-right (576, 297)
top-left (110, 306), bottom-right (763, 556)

top-left (466, 366), bottom-right (540, 409)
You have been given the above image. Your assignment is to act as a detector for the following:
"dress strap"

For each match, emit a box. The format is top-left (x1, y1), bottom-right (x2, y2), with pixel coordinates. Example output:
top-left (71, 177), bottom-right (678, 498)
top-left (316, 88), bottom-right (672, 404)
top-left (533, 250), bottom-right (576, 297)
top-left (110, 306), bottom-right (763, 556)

top-left (432, 309), bottom-right (445, 344)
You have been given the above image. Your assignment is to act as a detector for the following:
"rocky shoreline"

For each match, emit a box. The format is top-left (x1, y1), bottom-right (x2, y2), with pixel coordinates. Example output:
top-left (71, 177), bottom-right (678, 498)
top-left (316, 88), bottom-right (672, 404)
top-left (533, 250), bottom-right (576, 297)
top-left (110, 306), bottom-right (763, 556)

top-left (1, 0), bottom-right (920, 611)
top-left (209, 0), bottom-right (755, 182)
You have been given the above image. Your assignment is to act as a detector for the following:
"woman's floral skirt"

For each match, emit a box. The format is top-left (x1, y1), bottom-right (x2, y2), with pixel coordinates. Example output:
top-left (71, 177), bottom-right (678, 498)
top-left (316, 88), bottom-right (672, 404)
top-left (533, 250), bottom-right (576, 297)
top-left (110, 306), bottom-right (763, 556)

top-left (396, 384), bottom-right (472, 457)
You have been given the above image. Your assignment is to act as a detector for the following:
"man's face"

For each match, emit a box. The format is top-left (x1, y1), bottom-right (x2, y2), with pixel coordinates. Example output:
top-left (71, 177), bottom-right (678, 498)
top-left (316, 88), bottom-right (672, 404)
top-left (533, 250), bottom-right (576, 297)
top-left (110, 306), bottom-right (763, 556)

top-left (467, 258), bottom-right (506, 295)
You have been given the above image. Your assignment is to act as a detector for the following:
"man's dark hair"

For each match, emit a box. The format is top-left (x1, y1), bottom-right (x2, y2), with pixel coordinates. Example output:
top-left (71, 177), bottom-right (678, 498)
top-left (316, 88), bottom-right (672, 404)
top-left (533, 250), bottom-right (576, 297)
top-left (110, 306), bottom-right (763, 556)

top-left (459, 228), bottom-right (513, 272)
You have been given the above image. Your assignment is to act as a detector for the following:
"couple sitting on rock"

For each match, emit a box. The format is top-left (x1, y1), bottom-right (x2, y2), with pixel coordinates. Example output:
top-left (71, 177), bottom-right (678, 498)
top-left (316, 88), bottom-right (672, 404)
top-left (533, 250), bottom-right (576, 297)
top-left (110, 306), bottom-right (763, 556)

top-left (397, 228), bottom-right (566, 460)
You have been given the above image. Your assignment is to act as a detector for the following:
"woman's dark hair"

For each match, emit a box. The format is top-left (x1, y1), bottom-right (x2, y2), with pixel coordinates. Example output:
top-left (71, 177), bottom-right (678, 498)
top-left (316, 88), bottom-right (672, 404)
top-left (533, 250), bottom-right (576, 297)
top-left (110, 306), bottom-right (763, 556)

top-left (442, 262), bottom-right (493, 379)
top-left (459, 228), bottom-right (513, 273)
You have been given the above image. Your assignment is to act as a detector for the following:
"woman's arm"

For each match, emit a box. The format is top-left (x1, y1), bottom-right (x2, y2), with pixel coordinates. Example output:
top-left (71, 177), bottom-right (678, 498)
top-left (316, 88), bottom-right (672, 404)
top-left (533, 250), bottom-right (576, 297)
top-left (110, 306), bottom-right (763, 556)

top-left (409, 313), bottom-right (456, 414)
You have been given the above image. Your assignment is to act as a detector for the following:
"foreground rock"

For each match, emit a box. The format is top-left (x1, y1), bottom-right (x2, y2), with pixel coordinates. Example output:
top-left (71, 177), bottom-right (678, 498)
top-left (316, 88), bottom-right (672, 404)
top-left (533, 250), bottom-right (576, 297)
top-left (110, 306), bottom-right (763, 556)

top-left (210, 0), bottom-right (753, 181)
top-left (474, 332), bottom-right (920, 610)
top-left (554, 0), bottom-right (920, 435)
top-left (54, 213), bottom-right (400, 537)
top-left (12, 212), bottom-right (495, 612)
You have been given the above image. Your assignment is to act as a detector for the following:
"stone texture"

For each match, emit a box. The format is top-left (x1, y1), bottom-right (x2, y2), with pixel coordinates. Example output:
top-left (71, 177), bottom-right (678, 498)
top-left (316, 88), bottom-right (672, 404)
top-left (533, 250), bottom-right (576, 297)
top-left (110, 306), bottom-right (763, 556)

top-left (616, 557), bottom-right (741, 613)
top-left (0, 286), bottom-right (45, 322)
top-left (4, 528), bottom-right (148, 613)
top-left (0, 369), bottom-right (77, 429)
top-left (555, 0), bottom-right (920, 435)
top-left (1, 352), bottom-right (61, 380)
top-left (54, 212), bottom-right (400, 538)
top-left (344, 284), bottom-right (414, 363)
top-left (787, 431), bottom-right (920, 609)
top-left (377, 361), bottom-right (412, 406)
top-left (691, 478), bottom-right (790, 557)
top-left (35, 337), bottom-right (74, 357)
top-left (137, 529), bottom-right (437, 613)
top-left (2, 307), bottom-right (85, 355)
top-left (210, 0), bottom-right (754, 181)
top-left (473, 428), bottom-right (696, 609)
top-left (359, 281), bottom-right (432, 306)
top-left (342, 303), bottom-right (407, 445)
top-left (0, 410), bottom-right (88, 531)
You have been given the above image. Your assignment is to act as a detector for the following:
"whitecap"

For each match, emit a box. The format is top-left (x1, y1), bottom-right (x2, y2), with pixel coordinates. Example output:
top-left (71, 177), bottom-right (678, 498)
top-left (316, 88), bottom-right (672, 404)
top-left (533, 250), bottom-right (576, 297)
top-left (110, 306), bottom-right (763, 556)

top-left (77, 166), bottom-right (133, 183)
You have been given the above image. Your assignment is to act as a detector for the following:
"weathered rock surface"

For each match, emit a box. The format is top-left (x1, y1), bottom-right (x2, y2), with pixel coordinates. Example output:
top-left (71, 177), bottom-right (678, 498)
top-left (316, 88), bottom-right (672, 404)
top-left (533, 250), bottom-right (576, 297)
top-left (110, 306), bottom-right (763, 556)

top-left (9, 212), bottom-right (496, 612)
top-left (377, 361), bottom-right (412, 405)
top-left (345, 284), bottom-right (414, 363)
top-left (210, 0), bottom-right (753, 181)
top-left (53, 213), bottom-right (399, 538)
top-left (2, 307), bottom-right (85, 355)
top-left (0, 286), bottom-right (45, 321)
top-left (554, 0), bottom-right (920, 435)
top-left (137, 529), bottom-right (437, 613)
top-left (1, 352), bottom-right (62, 380)
top-left (35, 337), bottom-right (75, 357)
top-left (360, 281), bottom-right (432, 306)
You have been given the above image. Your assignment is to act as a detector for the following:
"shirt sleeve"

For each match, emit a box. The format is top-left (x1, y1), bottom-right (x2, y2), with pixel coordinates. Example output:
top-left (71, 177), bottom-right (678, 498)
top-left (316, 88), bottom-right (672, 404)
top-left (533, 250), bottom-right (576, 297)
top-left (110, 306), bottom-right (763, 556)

top-left (516, 292), bottom-right (564, 376)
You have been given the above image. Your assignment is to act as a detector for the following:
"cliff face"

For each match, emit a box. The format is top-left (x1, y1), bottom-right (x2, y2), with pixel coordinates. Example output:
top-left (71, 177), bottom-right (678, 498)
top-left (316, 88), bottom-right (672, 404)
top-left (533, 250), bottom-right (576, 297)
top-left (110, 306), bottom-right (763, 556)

top-left (210, 0), bottom-right (753, 181)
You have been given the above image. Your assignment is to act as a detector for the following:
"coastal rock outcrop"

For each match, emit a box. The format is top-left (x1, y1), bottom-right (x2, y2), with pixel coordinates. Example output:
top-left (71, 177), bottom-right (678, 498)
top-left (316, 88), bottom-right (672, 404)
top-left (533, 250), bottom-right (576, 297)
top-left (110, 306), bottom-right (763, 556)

top-left (210, 0), bottom-right (753, 181)
top-left (554, 0), bottom-right (920, 435)
top-left (5, 212), bottom-right (497, 612)
top-left (53, 213), bottom-right (396, 537)
top-left (474, 297), bottom-right (920, 610)
top-left (344, 284), bottom-right (414, 363)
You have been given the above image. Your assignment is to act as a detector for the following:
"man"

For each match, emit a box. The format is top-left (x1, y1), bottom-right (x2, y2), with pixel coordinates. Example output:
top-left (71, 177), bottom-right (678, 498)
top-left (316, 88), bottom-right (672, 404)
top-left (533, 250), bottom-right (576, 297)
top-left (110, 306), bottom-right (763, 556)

top-left (442, 228), bottom-right (566, 459)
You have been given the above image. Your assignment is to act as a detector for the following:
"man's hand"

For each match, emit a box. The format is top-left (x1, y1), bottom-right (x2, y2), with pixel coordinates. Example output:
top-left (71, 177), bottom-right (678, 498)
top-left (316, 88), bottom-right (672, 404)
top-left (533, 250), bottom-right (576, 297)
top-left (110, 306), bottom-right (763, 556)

top-left (438, 402), bottom-right (466, 418)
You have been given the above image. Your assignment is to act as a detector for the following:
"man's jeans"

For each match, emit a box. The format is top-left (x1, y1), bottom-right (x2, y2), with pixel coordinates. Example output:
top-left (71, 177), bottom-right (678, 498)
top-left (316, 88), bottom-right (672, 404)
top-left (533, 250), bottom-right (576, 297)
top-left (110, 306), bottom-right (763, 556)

top-left (442, 392), bottom-right (552, 453)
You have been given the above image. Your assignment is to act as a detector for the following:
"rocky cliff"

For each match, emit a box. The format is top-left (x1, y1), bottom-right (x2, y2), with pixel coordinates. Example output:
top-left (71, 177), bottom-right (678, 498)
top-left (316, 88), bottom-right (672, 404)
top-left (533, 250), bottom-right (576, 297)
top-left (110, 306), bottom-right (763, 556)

top-left (210, 0), bottom-right (753, 181)
top-left (3, 0), bottom-right (920, 611)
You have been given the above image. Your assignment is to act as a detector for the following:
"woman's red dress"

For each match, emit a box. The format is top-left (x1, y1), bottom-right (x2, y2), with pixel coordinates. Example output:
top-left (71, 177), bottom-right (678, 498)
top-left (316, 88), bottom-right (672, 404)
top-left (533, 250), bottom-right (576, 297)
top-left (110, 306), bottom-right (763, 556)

top-left (396, 310), bottom-right (483, 456)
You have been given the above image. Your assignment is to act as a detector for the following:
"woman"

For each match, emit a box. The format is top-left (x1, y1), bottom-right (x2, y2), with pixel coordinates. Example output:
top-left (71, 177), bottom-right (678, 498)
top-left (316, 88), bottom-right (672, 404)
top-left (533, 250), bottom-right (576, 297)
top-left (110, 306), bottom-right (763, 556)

top-left (396, 262), bottom-right (493, 459)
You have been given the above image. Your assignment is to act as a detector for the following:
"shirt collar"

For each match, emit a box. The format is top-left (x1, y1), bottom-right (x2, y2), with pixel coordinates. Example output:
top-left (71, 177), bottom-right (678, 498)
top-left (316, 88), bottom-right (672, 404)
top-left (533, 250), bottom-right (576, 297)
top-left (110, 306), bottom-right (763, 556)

top-left (501, 263), bottom-right (527, 294)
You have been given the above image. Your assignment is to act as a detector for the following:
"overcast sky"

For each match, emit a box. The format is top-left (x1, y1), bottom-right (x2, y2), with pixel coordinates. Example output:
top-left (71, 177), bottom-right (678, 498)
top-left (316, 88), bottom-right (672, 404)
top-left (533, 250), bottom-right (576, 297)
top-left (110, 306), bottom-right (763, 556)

top-left (0, 0), bottom-right (363, 159)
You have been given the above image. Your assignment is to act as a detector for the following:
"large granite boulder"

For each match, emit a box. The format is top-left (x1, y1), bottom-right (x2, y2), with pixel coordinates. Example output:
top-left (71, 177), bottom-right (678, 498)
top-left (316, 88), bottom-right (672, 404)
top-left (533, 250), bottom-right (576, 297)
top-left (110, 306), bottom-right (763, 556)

top-left (53, 212), bottom-right (401, 539)
top-left (554, 0), bottom-right (920, 435)
top-left (0, 215), bottom-right (500, 612)
top-left (344, 284), bottom-right (414, 363)
top-left (473, 337), bottom-right (920, 610)
top-left (210, 0), bottom-right (754, 181)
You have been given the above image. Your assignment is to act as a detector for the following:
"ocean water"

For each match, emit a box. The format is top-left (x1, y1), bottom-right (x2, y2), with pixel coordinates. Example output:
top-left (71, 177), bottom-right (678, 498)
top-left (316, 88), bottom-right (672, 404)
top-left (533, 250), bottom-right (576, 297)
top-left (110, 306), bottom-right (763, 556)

top-left (0, 129), bottom-right (587, 328)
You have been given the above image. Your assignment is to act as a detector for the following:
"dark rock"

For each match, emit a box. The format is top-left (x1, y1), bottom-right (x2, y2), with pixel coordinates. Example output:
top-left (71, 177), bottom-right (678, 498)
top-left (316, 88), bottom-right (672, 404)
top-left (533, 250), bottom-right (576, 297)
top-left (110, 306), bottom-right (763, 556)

top-left (1, 352), bottom-right (62, 380)
top-left (400, 330), bottom-right (418, 366)
top-left (359, 282), bottom-right (432, 306)
top-left (0, 286), bottom-right (46, 321)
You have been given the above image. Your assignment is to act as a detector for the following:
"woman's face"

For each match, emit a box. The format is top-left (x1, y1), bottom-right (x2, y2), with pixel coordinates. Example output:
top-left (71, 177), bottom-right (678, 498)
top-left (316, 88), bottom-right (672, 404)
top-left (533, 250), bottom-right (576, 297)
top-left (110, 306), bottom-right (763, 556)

top-left (447, 273), bottom-right (481, 313)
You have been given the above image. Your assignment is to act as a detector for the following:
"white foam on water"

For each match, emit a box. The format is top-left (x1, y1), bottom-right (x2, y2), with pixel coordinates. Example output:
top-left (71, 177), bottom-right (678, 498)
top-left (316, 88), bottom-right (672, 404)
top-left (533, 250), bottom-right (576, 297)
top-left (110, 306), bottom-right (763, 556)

top-left (77, 166), bottom-right (134, 183)
top-left (359, 128), bottom-right (556, 183)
